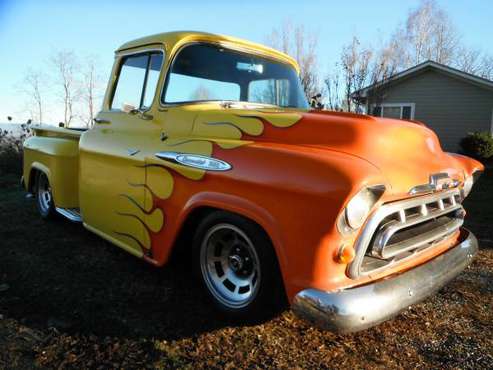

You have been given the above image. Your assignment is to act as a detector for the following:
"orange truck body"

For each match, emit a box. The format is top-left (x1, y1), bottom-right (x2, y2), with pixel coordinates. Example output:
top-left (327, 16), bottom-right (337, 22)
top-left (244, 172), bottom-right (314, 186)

top-left (23, 31), bottom-right (483, 332)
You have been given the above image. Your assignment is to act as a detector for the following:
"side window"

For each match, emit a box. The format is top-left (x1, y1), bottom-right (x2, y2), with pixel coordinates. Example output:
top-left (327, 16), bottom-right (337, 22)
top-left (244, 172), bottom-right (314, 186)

top-left (111, 52), bottom-right (163, 111)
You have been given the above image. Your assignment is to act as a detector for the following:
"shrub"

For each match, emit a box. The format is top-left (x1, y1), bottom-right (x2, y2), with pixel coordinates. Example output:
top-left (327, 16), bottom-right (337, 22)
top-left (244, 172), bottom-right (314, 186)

top-left (460, 131), bottom-right (493, 160)
top-left (0, 124), bottom-right (32, 175)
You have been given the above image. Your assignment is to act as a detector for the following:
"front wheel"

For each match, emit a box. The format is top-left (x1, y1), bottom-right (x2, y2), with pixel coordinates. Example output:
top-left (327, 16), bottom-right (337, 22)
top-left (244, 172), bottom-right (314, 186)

top-left (35, 172), bottom-right (56, 219)
top-left (193, 211), bottom-right (286, 320)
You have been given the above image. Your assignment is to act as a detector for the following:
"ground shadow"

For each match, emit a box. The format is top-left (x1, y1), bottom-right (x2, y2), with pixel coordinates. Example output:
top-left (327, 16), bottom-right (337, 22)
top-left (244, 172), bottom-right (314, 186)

top-left (0, 183), bottom-right (275, 341)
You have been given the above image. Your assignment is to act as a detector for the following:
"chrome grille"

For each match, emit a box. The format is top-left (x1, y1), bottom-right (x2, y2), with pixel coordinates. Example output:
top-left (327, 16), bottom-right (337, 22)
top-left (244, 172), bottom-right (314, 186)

top-left (348, 188), bottom-right (464, 278)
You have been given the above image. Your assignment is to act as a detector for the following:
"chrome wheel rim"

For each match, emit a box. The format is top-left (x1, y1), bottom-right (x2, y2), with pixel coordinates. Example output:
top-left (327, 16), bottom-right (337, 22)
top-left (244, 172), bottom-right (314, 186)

top-left (37, 174), bottom-right (52, 213)
top-left (200, 224), bottom-right (261, 308)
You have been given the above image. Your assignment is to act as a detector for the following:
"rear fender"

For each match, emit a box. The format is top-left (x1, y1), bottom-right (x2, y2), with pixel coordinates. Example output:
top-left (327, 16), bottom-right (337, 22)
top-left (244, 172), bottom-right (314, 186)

top-left (23, 136), bottom-right (79, 208)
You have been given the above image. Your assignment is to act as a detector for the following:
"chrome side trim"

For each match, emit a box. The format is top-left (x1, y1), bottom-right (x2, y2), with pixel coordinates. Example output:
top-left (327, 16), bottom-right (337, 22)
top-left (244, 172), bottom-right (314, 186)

top-left (292, 229), bottom-right (477, 333)
top-left (126, 148), bottom-right (140, 156)
top-left (155, 151), bottom-right (232, 171)
top-left (55, 207), bottom-right (83, 222)
top-left (349, 188), bottom-right (462, 278)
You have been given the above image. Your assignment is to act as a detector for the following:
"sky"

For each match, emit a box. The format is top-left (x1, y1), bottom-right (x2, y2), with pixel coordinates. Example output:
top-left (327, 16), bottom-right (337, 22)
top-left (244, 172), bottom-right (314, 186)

top-left (0, 0), bottom-right (492, 124)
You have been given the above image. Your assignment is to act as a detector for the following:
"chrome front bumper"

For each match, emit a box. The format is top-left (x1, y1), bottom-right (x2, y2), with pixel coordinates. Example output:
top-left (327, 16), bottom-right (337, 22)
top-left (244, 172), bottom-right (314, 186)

top-left (292, 229), bottom-right (478, 333)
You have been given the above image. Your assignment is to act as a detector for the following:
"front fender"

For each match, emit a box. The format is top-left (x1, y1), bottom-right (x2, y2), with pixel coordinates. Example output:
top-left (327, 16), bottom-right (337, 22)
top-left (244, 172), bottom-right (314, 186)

top-left (172, 143), bottom-right (388, 301)
top-left (447, 152), bottom-right (485, 176)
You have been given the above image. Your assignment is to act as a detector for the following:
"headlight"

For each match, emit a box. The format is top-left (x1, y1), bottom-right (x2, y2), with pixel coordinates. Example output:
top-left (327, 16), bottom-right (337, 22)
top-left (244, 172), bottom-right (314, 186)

top-left (338, 185), bottom-right (386, 233)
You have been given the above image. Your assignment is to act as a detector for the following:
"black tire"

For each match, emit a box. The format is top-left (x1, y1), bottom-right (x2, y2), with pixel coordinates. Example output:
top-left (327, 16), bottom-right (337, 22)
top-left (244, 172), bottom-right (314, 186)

top-left (35, 171), bottom-right (56, 219)
top-left (193, 210), bottom-right (286, 320)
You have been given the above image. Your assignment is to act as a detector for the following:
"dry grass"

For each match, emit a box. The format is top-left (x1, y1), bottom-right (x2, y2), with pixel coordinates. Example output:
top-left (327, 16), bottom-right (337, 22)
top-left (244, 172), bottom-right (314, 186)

top-left (0, 170), bottom-right (492, 369)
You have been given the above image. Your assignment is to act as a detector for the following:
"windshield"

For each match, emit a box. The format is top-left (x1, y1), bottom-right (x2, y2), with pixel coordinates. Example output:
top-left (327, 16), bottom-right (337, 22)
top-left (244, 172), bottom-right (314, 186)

top-left (163, 43), bottom-right (308, 109)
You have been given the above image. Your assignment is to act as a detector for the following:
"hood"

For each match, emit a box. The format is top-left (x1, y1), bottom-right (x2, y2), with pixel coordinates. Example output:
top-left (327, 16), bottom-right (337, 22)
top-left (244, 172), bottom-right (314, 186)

top-left (242, 109), bottom-right (468, 196)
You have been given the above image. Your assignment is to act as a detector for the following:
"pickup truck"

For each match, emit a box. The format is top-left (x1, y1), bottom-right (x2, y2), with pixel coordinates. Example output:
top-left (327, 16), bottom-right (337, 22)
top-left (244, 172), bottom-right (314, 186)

top-left (23, 31), bottom-right (484, 333)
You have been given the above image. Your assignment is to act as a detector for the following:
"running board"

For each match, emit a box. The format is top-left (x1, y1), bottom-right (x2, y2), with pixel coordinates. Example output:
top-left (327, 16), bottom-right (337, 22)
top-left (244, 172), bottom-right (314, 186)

top-left (55, 207), bottom-right (82, 222)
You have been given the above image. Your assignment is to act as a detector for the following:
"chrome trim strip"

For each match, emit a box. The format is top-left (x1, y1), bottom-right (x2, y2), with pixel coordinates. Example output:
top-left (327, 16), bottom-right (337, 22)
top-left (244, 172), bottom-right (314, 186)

top-left (292, 229), bottom-right (477, 333)
top-left (55, 207), bottom-right (82, 222)
top-left (127, 148), bottom-right (140, 156)
top-left (155, 151), bottom-right (232, 171)
top-left (348, 188), bottom-right (462, 278)
top-left (409, 183), bottom-right (435, 195)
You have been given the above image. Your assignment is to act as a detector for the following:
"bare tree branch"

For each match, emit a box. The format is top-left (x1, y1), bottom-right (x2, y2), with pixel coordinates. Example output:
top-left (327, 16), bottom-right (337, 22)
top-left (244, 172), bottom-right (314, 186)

top-left (80, 55), bottom-right (104, 128)
top-left (22, 70), bottom-right (45, 123)
top-left (51, 50), bottom-right (80, 127)
top-left (267, 20), bottom-right (321, 99)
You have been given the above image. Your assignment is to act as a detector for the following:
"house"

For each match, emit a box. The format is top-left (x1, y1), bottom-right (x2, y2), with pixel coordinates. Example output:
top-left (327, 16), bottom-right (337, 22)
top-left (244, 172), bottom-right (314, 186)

top-left (351, 60), bottom-right (493, 152)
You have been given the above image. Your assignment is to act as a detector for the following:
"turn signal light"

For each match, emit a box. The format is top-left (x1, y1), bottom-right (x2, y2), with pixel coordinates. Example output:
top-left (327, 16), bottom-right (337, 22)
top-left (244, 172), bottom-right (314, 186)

top-left (336, 244), bottom-right (355, 264)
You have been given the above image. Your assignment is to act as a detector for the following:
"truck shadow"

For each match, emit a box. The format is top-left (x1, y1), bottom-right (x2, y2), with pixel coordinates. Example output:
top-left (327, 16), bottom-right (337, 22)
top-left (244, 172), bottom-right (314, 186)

top-left (0, 192), bottom-right (276, 341)
top-left (2, 168), bottom-right (491, 343)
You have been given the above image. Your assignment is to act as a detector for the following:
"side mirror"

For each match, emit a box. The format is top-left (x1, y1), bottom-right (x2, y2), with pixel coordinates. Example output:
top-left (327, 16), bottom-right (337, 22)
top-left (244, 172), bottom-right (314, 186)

top-left (122, 103), bottom-right (153, 121)
top-left (310, 93), bottom-right (324, 110)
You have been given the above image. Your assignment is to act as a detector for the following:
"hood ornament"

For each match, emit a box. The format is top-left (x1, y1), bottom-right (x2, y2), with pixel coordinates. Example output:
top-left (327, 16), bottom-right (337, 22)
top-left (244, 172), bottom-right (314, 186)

top-left (409, 173), bottom-right (459, 195)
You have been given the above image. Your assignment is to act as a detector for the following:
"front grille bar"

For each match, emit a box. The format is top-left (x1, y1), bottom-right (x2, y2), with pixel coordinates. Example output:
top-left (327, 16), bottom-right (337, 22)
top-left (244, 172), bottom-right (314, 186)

top-left (348, 188), bottom-right (463, 279)
top-left (372, 195), bottom-right (463, 259)
top-left (375, 216), bottom-right (463, 259)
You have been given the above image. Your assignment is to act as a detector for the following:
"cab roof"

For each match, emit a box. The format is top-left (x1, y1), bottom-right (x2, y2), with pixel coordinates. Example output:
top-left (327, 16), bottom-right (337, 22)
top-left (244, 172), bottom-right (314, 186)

top-left (116, 31), bottom-right (300, 73)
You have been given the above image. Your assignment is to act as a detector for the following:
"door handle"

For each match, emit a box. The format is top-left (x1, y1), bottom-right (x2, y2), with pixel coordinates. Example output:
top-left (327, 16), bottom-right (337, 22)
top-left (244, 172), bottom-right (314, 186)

top-left (127, 148), bottom-right (140, 156)
top-left (94, 118), bottom-right (111, 125)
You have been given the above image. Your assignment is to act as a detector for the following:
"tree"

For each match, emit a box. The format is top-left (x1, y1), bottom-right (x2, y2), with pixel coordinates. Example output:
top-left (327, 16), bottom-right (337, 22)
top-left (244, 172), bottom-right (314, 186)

top-left (400, 0), bottom-right (458, 66)
top-left (331, 0), bottom-right (493, 113)
top-left (324, 70), bottom-right (342, 111)
top-left (267, 20), bottom-right (321, 98)
top-left (191, 85), bottom-right (213, 101)
top-left (22, 70), bottom-right (45, 123)
top-left (455, 47), bottom-right (483, 75)
top-left (80, 56), bottom-right (104, 127)
top-left (337, 37), bottom-right (374, 112)
top-left (479, 55), bottom-right (493, 80)
top-left (51, 50), bottom-right (80, 127)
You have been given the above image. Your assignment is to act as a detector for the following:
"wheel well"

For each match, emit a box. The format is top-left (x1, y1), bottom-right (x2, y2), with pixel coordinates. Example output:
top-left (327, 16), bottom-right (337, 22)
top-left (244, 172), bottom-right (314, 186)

top-left (171, 205), bottom-right (288, 308)
top-left (28, 168), bottom-right (40, 193)
top-left (170, 206), bottom-right (275, 263)
top-left (170, 206), bottom-right (217, 261)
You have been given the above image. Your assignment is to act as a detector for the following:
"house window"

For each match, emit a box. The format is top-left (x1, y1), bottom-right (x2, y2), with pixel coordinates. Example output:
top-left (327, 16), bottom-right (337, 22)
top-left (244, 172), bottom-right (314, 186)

top-left (371, 103), bottom-right (415, 120)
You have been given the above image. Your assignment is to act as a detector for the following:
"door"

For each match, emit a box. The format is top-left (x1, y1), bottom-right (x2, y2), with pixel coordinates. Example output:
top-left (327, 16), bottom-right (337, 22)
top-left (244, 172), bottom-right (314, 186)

top-left (79, 50), bottom-right (164, 258)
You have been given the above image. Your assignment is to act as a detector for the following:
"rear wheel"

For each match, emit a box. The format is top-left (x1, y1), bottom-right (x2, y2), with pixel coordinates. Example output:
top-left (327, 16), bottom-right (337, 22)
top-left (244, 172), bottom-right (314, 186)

top-left (193, 211), bottom-right (286, 320)
top-left (35, 172), bottom-right (56, 219)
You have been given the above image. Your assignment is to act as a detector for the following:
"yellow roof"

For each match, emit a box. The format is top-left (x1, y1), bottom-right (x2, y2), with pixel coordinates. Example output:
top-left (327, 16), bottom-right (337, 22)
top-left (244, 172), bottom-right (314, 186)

top-left (116, 31), bottom-right (300, 73)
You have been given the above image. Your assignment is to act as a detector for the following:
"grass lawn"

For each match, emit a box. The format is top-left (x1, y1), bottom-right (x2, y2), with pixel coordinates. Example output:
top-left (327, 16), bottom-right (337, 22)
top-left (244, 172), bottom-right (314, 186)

top-left (0, 170), bottom-right (492, 369)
